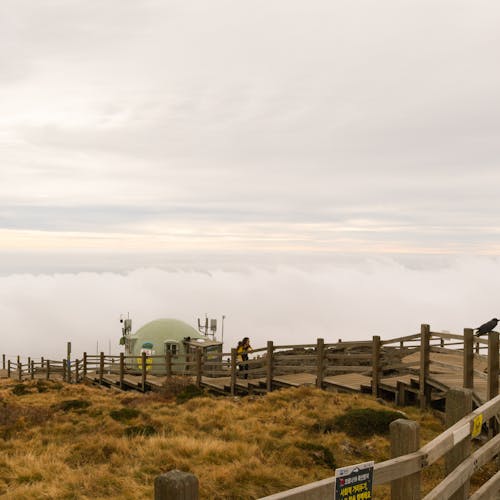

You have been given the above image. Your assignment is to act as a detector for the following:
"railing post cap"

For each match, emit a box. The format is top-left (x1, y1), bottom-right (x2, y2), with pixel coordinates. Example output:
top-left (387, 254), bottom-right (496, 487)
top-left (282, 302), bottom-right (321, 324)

top-left (154, 469), bottom-right (199, 499)
top-left (390, 418), bottom-right (419, 430)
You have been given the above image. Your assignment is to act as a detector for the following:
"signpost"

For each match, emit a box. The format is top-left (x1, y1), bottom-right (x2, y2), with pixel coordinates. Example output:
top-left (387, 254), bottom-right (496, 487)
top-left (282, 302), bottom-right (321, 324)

top-left (335, 461), bottom-right (374, 500)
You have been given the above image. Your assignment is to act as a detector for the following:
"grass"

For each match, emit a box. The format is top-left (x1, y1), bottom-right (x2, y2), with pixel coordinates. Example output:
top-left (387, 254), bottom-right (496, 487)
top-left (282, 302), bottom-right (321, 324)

top-left (0, 378), bottom-right (486, 499)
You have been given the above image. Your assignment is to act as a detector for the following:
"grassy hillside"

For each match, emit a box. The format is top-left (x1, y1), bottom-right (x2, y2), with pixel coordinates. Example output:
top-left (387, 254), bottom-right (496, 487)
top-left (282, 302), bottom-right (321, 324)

top-left (0, 377), bottom-right (470, 499)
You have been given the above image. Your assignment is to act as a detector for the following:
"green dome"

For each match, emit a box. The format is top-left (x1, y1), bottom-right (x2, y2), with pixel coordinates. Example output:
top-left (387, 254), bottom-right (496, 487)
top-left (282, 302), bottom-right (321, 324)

top-left (131, 318), bottom-right (202, 350)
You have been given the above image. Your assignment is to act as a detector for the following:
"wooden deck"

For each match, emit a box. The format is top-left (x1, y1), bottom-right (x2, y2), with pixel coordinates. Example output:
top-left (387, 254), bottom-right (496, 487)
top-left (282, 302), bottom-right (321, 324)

top-left (73, 347), bottom-right (496, 408)
top-left (323, 373), bottom-right (372, 392)
top-left (197, 348), bottom-right (495, 406)
top-left (6, 330), bottom-right (495, 411)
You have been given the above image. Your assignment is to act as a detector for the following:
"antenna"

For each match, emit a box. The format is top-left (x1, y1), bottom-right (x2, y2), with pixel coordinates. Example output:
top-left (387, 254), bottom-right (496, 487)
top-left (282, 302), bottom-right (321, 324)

top-left (197, 314), bottom-right (220, 340)
top-left (221, 315), bottom-right (225, 346)
top-left (120, 313), bottom-right (132, 336)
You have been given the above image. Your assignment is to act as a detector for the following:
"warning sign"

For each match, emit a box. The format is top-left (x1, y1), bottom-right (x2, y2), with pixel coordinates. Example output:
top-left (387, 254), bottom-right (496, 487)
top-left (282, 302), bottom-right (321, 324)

top-left (335, 461), bottom-right (374, 500)
top-left (472, 414), bottom-right (483, 438)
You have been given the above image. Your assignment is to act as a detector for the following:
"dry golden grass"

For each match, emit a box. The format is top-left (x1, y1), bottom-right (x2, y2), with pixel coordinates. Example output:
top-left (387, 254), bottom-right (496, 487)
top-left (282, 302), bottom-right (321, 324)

top-left (0, 378), bottom-right (455, 499)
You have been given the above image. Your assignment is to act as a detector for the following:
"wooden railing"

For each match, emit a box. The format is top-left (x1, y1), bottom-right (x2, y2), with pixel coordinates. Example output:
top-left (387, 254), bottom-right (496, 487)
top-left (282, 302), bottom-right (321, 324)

top-left (2, 324), bottom-right (499, 403)
top-left (258, 388), bottom-right (500, 499)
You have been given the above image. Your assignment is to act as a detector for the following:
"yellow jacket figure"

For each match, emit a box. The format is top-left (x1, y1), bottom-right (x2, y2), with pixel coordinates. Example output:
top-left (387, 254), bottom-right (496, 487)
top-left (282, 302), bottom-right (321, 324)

top-left (237, 337), bottom-right (252, 379)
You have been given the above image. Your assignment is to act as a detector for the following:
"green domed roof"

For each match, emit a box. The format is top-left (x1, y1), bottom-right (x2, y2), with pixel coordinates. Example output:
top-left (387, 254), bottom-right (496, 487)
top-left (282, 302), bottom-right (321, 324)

top-left (132, 318), bottom-right (202, 345)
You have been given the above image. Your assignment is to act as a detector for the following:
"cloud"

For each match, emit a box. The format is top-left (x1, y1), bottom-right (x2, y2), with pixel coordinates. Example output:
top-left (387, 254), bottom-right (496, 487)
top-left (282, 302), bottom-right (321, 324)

top-left (1, 255), bottom-right (499, 360)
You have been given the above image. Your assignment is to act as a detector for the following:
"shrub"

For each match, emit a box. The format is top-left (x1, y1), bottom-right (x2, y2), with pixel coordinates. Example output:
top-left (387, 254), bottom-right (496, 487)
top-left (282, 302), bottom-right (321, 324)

top-left (176, 384), bottom-right (204, 404)
top-left (331, 408), bottom-right (406, 437)
top-left (295, 442), bottom-right (336, 469)
top-left (36, 380), bottom-right (49, 393)
top-left (110, 408), bottom-right (141, 422)
top-left (11, 384), bottom-right (29, 396)
top-left (160, 376), bottom-right (199, 399)
top-left (54, 400), bottom-right (91, 412)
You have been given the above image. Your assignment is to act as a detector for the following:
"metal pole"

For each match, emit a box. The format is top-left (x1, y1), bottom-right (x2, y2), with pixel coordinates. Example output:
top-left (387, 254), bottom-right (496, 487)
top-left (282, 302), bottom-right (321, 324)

top-left (221, 315), bottom-right (225, 346)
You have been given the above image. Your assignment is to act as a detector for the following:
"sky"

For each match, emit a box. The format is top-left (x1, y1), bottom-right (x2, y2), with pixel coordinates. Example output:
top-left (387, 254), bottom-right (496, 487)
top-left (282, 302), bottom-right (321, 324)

top-left (1, 1), bottom-right (500, 358)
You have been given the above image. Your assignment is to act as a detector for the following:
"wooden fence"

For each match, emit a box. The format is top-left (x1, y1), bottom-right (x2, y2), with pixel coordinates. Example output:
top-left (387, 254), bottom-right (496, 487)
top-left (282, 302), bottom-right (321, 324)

top-left (0, 324), bottom-right (496, 402)
top-left (257, 387), bottom-right (500, 500)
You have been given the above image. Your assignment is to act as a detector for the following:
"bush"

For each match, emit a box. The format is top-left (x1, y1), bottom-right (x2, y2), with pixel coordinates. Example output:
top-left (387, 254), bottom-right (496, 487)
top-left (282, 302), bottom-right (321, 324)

top-left (176, 384), bottom-right (204, 404)
top-left (296, 442), bottom-right (336, 469)
top-left (54, 400), bottom-right (91, 412)
top-left (331, 408), bottom-right (406, 437)
top-left (160, 377), bottom-right (199, 399)
top-left (110, 408), bottom-right (141, 422)
top-left (11, 384), bottom-right (29, 396)
top-left (36, 380), bottom-right (49, 393)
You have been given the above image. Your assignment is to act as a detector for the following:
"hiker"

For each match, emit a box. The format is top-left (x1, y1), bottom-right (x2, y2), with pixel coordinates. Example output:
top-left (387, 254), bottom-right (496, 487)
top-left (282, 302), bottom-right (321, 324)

top-left (237, 337), bottom-right (253, 379)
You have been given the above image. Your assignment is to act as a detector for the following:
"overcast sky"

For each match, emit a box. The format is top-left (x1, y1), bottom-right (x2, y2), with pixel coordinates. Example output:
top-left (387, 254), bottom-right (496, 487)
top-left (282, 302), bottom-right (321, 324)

top-left (1, 2), bottom-right (500, 356)
top-left (2, 0), bottom-right (500, 263)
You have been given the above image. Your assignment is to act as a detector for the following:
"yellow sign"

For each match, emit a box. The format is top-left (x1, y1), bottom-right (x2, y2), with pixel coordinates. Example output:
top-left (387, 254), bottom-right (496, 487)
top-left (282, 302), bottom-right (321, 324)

top-left (472, 414), bottom-right (483, 438)
top-left (137, 356), bottom-right (153, 371)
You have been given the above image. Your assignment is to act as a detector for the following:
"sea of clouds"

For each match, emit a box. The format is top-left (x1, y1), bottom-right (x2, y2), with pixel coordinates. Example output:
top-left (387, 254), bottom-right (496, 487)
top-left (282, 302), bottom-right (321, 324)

top-left (1, 254), bottom-right (499, 360)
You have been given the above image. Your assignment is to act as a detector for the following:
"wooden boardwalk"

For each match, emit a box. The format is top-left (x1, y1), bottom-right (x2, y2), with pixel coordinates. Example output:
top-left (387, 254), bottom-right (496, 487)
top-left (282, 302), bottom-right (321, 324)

top-left (3, 327), bottom-right (498, 411)
top-left (77, 347), bottom-right (492, 408)
top-left (194, 347), bottom-right (495, 406)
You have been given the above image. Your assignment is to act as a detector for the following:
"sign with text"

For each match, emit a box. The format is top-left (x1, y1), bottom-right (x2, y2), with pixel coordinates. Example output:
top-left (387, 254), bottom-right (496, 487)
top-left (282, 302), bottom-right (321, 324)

top-left (335, 461), bottom-right (374, 500)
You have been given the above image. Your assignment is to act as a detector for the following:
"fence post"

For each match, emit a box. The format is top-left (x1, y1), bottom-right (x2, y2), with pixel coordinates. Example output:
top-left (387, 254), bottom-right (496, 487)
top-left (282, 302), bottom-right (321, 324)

top-left (7, 360), bottom-right (11, 378)
top-left (46, 360), bottom-right (51, 380)
top-left (396, 380), bottom-right (407, 406)
top-left (75, 359), bottom-right (80, 383)
top-left (463, 328), bottom-right (474, 389)
top-left (63, 359), bottom-right (67, 382)
top-left (266, 341), bottom-right (274, 392)
top-left (372, 335), bottom-right (381, 397)
top-left (390, 419), bottom-right (421, 500)
top-left (419, 324), bottom-right (430, 410)
top-left (41, 356), bottom-right (44, 368)
top-left (316, 338), bottom-right (325, 389)
top-left (67, 341), bottom-right (72, 384)
top-left (31, 360), bottom-right (35, 380)
top-left (166, 350), bottom-right (172, 377)
top-left (487, 331), bottom-right (499, 400)
top-left (445, 388), bottom-right (472, 500)
top-left (487, 331), bottom-right (499, 437)
top-left (119, 352), bottom-right (124, 389)
top-left (195, 348), bottom-right (202, 388)
top-left (154, 470), bottom-right (199, 500)
top-left (141, 351), bottom-right (147, 392)
top-left (27, 357), bottom-right (31, 376)
top-left (230, 348), bottom-right (237, 396)
top-left (17, 361), bottom-right (22, 382)
top-left (99, 352), bottom-right (104, 385)
top-left (83, 352), bottom-right (87, 379)
top-left (2, 354), bottom-right (4, 370)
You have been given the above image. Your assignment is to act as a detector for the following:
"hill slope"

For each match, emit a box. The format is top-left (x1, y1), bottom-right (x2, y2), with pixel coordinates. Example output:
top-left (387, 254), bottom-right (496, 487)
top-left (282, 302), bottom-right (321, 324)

top-left (0, 378), bottom-right (448, 499)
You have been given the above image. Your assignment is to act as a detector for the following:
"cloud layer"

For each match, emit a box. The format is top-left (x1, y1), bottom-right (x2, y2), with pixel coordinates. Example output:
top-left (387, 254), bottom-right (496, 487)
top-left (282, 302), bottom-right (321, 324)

top-left (2, 256), bottom-right (499, 360)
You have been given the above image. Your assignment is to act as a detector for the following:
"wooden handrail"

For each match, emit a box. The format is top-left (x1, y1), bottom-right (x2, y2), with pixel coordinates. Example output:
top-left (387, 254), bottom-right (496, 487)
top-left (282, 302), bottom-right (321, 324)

top-left (423, 431), bottom-right (500, 499)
